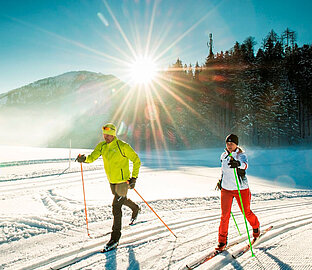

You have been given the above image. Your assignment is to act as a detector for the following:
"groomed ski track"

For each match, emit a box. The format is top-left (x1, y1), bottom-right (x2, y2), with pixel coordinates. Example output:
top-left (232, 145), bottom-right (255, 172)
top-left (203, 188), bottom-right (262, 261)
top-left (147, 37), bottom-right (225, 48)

top-left (1, 163), bottom-right (312, 270)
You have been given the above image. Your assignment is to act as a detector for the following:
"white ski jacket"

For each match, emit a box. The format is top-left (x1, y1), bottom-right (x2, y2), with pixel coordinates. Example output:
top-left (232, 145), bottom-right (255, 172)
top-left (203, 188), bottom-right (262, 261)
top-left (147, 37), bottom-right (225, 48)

top-left (220, 148), bottom-right (249, 191)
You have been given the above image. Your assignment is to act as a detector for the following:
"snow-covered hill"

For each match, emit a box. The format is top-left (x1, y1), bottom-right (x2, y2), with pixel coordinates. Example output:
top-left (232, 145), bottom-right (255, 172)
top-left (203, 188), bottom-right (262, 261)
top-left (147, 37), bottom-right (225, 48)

top-left (0, 71), bottom-right (122, 106)
top-left (1, 146), bottom-right (312, 270)
top-left (0, 71), bottom-right (128, 148)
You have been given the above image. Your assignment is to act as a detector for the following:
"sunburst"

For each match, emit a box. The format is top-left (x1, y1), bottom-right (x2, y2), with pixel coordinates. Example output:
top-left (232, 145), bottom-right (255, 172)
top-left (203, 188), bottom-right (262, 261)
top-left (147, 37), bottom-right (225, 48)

top-left (99, 0), bottom-right (216, 155)
top-left (10, 0), bottom-right (219, 154)
top-left (128, 56), bottom-right (158, 85)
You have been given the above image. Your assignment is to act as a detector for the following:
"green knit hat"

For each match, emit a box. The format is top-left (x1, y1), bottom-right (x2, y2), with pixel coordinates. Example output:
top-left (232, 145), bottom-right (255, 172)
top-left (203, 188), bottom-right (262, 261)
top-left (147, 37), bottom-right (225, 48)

top-left (102, 123), bottom-right (116, 136)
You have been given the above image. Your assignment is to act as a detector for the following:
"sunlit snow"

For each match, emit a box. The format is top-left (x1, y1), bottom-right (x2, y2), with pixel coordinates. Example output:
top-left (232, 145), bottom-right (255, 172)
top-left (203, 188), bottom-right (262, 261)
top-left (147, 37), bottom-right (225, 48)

top-left (1, 146), bottom-right (311, 269)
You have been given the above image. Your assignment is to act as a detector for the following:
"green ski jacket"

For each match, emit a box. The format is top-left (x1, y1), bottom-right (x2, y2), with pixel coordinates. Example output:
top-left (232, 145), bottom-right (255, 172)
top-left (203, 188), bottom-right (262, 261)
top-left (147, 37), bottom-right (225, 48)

top-left (85, 137), bottom-right (141, 184)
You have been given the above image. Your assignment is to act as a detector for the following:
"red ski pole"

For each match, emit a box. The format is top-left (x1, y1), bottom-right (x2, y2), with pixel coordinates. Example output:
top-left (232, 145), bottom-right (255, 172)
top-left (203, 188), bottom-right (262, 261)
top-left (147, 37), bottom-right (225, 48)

top-left (80, 159), bottom-right (90, 237)
top-left (129, 183), bottom-right (177, 238)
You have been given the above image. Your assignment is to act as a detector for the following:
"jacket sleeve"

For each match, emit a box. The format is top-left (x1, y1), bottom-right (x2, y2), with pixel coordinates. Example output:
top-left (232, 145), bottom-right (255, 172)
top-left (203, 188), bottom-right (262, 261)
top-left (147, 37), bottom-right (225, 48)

top-left (85, 142), bottom-right (104, 163)
top-left (238, 153), bottom-right (248, 170)
top-left (220, 152), bottom-right (225, 163)
top-left (123, 143), bottom-right (141, 178)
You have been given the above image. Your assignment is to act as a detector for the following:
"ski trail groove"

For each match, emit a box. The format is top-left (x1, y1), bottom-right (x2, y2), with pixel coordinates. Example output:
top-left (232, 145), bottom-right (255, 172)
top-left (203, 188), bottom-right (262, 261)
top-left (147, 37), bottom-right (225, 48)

top-left (202, 214), bottom-right (312, 270)
top-left (20, 199), bottom-right (312, 270)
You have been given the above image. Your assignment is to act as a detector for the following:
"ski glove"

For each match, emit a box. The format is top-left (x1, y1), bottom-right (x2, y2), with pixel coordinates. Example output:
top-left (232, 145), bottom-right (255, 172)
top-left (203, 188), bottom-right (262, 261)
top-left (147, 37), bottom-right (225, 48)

top-left (128, 177), bottom-right (137, 189)
top-left (228, 159), bottom-right (240, 168)
top-left (75, 154), bottom-right (86, 163)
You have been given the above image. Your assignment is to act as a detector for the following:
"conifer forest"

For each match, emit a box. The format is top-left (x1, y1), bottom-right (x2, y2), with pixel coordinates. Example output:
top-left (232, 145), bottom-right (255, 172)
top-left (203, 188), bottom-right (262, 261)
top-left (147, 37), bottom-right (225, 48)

top-left (149, 28), bottom-right (312, 148)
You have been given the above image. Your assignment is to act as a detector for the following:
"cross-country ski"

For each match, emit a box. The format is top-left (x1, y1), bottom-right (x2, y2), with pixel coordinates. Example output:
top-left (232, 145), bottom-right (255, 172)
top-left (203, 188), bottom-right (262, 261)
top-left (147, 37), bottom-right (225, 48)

top-left (232, 226), bottom-right (274, 259)
top-left (183, 241), bottom-right (240, 270)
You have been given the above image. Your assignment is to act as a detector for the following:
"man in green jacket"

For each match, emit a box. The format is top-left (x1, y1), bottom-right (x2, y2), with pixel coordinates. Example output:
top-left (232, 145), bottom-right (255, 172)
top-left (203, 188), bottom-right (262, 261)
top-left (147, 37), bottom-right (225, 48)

top-left (76, 123), bottom-right (141, 252)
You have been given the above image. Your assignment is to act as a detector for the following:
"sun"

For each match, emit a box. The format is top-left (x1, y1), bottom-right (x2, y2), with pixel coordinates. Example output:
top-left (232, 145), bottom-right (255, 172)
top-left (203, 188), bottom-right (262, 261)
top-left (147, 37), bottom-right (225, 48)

top-left (129, 56), bottom-right (158, 85)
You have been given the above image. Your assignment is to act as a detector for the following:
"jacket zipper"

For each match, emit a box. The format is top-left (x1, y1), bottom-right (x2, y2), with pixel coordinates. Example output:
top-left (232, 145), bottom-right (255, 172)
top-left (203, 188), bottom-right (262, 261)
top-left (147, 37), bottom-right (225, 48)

top-left (121, 169), bottom-right (124, 180)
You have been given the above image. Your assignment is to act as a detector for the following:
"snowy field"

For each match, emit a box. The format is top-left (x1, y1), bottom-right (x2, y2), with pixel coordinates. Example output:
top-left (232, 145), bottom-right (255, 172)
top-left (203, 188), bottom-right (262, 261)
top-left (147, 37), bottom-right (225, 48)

top-left (1, 145), bottom-right (312, 270)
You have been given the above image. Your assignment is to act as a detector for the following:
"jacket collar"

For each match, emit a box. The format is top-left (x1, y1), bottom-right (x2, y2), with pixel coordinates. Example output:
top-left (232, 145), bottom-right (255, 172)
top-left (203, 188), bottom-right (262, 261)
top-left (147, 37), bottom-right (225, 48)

top-left (224, 147), bottom-right (238, 158)
top-left (105, 136), bottom-right (118, 146)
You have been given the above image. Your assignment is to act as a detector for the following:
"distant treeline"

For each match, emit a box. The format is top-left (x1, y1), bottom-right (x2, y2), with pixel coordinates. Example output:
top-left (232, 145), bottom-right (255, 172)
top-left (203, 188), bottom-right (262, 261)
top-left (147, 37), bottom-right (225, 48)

top-left (146, 28), bottom-right (312, 148)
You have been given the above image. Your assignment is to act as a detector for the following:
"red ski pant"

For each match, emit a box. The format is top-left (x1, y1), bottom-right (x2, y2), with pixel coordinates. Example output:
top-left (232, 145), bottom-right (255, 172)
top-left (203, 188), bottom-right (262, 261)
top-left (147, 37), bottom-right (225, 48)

top-left (218, 188), bottom-right (260, 244)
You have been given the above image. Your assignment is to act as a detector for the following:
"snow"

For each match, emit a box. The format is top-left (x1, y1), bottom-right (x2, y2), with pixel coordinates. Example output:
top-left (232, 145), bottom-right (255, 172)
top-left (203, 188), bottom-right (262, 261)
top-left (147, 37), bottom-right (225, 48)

top-left (1, 145), bottom-right (312, 270)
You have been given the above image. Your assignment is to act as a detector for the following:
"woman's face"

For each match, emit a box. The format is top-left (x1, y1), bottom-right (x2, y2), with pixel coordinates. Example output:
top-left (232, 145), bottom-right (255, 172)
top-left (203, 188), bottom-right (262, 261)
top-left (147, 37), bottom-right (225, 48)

top-left (226, 142), bottom-right (237, 152)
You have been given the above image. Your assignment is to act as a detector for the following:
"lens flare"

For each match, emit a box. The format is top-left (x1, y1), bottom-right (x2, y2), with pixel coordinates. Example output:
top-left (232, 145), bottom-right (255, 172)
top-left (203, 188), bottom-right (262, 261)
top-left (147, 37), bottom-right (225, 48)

top-left (129, 57), bottom-right (157, 85)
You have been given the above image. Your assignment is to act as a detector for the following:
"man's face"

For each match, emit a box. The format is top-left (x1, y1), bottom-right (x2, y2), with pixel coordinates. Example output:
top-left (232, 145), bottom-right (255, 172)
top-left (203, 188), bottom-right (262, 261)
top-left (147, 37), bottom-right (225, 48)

top-left (104, 134), bottom-right (115, 144)
top-left (226, 142), bottom-right (237, 152)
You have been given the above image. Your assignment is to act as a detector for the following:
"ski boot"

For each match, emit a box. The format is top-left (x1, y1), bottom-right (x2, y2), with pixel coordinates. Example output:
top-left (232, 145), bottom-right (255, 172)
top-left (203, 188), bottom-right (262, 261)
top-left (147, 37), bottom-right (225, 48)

top-left (215, 242), bottom-right (227, 251)
top-left (129, 206), bottom-right (140, 225)
top-left (101, 239), bottom-right (119, 253)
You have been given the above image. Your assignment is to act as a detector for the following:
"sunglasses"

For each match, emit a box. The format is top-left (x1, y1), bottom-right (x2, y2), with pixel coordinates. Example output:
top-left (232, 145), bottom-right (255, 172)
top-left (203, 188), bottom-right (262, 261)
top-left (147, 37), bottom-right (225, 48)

top-left (102, 126), bottom-right (115, 131)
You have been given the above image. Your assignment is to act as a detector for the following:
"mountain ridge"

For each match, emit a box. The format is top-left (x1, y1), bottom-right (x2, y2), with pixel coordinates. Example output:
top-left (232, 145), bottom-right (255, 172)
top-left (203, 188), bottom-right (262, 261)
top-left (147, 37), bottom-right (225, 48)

top-left (0, 70), bottom-right (129, 148)
top-left (0, 70), bottom-right (125, 106)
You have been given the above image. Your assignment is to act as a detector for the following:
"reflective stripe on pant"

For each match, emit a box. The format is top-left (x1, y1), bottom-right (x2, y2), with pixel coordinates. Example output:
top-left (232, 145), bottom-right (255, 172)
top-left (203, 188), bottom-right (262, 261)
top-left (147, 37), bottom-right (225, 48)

top-left (218, 188), bottom-right (260, 244)
top-left (110, 182), bottom-right (138, 241)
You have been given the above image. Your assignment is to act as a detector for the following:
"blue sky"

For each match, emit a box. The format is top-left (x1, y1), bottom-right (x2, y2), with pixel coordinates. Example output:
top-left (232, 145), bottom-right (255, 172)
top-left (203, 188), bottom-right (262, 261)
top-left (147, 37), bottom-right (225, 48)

top-left (0, 0), bottom-right (311, 94)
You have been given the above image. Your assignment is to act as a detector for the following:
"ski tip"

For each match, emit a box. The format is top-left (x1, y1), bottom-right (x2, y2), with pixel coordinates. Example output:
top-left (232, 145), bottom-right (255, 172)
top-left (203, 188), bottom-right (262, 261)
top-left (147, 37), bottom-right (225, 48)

top-left (100, 248), bottom-right (115, 253)
top-left (261, 225), bottom-right (273, 234)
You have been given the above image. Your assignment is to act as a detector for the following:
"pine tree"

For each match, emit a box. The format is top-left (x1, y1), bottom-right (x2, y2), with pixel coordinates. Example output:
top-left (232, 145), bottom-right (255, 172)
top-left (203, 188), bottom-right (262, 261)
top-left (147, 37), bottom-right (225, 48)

top-left (188, 63), bottom-right (193, 79)
top-left (282, 28), bottom-right (296, 50)
top-left (242, 36), bottom-right (256, 63)
top-left (194, 61), bottom-right (201, 80)
top-left (184, 64), bottom-right (188, 74)
top-left (287, 44), bottom-right (312, 142)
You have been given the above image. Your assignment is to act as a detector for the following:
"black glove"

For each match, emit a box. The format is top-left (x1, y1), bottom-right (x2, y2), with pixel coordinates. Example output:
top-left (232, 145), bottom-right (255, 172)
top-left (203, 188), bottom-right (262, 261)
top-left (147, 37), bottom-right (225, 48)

top-left (228, 159), bottom-right (240, 168)
top-left (215, 179), bottom-right (222, 191)
top-left (128, 177), bottom-right (137, 189)
top-left (75, 154), bottom-right (86, 163)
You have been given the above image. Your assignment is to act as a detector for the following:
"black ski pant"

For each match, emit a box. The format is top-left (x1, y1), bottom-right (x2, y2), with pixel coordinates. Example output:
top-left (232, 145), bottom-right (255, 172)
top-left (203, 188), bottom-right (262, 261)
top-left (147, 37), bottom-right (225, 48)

top-left (110, 182), bottom-right (138, 241)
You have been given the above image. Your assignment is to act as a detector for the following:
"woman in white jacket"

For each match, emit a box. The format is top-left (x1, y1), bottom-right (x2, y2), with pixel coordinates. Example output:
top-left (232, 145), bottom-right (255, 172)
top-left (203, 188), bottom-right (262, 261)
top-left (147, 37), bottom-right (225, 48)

top-left (216, 134), bottom-right (260, 251)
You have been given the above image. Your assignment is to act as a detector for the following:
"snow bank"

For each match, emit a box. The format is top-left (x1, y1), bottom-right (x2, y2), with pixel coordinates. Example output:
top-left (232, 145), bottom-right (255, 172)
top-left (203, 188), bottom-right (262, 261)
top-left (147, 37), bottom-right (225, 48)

top-left (139, 146), bottom-right (312, 189)
top-left (1, 145), bottom-right (311, 189)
